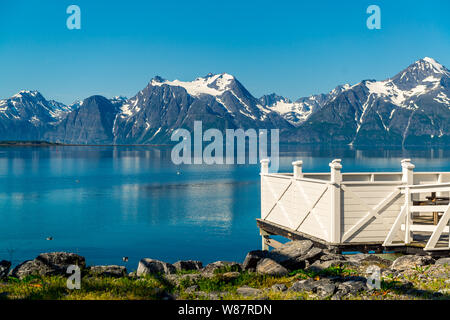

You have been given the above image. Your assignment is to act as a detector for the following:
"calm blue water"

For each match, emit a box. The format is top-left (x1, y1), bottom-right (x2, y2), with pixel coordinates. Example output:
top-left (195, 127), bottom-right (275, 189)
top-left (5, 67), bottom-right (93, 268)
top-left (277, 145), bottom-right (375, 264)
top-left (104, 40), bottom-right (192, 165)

top-left (0, 146), bottom-right (449, 270)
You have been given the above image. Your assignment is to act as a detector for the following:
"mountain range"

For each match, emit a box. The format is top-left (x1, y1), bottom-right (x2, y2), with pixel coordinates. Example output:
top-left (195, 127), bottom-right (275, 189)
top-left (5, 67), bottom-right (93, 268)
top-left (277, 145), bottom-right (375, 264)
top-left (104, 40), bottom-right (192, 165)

top-left (1, 57), bottom-right (449, 146)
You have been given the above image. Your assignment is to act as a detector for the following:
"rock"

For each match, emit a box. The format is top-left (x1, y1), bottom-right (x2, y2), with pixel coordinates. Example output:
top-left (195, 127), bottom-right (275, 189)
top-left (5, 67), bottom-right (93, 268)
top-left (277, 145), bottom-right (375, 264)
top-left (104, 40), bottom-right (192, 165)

top-left (256, 258), bottom-right (289, 276)
top-left (307, 259), bottom-right (344, 272)
top-left (137, 259), bottom-right (176, 276)
top-left (271, 283), bottom-right (288, 292)
top-left (270, 240), bottom-right (314, 269)
top-left (10, 252), bottom-right (85, 279)
top-left (173, 260), bottom-right (203, 271)
top-left (320, 253), bottom-right (344, 261)
top-left (242, 250), bottom-right (270, 270)
top-left (202, 261), bottom-right (242, 274)
top-left (435, 258), bottom-right (450, 266)
top-left (236, 286), bottom-right (262, 297)
top-left (289, 278), bottom-right (316, 292)
top-left (128, 271), bottom-right (137, 278)
top-left (220, 272), bottom-right (241, 281)
top-left (315, 279), bottom-right (336, 298)
top-left (391, 255), bottom-right (435, 271)
top-left (185, 285), bottom-right (199, 293)
top-left (88, 265), bottom-right (127, 278)
top-left (166, 273), bottom-right (202, 286)
top-left (337, 280), bottom-right (367, 296)
top-left (345, 254), bottom-right (392, 268)
top-left (0, 260), bottom-right (11, 279)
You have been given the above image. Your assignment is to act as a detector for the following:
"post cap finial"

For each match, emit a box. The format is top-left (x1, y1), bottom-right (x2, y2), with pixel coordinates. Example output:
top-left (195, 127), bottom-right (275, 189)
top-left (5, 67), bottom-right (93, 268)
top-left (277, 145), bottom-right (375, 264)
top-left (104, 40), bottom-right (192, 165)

top-left (401, 158), bottom-right (415, 169)
top-left (292, 160), bottom-right (303, 166)
top-left (329, 159), bottom-right (342, 169)
top-left (260, 159), bottom-right (270, 164)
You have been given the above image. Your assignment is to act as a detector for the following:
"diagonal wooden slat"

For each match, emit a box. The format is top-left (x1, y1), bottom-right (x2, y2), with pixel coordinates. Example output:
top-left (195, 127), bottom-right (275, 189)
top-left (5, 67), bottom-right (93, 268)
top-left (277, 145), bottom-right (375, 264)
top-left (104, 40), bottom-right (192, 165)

top-left (383, 206), bottom-right (406, 246)
top-left (341, 188), bottom-right (401, 242)
top-left (425, 204), bottom-right (450, 250)
top-left (293, 185), bottom-right (328, 231)
top-left (262, 177), bottom-right (293, 220)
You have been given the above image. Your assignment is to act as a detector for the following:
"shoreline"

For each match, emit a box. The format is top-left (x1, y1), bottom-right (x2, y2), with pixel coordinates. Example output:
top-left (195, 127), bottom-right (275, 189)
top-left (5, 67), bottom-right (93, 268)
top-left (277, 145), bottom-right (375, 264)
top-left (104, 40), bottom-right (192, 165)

top-left (1, 240), bottom-right (449, 300)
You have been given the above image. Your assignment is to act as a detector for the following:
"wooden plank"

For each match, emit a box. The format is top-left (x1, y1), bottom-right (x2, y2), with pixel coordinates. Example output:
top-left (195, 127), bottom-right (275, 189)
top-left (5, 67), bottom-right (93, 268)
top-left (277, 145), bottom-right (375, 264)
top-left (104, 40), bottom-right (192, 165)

top-left (425, 205), bottom-right (450, 250)
top-left (341, 188), bottom-right (401, 242)
top-left (264, 237), bottom-right (283, 249)
top-left (411, 205), bottom-right (449, 213)
top-left (401, 224), bottom-right (449, 233)
top-left (383, 206), bottom-right (406, 246)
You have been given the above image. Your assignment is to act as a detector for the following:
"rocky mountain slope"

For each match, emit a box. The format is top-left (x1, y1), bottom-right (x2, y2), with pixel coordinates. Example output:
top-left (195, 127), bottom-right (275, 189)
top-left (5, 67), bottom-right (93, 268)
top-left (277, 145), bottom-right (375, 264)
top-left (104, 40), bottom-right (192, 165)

top-left (1, 57), bottom-right (448, 145)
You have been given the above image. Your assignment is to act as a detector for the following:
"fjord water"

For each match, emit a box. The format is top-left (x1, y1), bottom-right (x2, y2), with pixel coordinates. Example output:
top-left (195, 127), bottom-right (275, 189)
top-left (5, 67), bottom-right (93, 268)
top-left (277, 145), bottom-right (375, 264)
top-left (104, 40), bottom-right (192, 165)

top-left (0, 146), bottom-right (449, 269)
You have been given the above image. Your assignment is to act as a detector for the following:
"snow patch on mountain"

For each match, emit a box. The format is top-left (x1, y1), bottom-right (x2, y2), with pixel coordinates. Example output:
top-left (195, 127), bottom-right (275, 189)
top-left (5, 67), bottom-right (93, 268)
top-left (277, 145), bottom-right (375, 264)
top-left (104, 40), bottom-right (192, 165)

top-left (151, 73), bottom-right (235, 97)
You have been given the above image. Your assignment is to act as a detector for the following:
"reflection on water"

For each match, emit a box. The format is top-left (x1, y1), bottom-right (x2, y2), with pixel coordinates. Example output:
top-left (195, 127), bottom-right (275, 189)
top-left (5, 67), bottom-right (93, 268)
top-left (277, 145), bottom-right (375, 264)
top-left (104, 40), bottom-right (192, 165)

top-left (0, 145), bottom-right (449, 268)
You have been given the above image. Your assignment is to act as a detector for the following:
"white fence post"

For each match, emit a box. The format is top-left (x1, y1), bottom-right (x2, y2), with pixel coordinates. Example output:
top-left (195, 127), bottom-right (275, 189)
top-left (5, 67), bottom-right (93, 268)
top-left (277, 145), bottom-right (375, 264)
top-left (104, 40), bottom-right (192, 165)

top-left (401, 159), bottom-right (415, 244)
top-left (260, 159), bottom-right (270, 250)
top-left (329, 159), bottom-right (342, 244)
top-left (292, 160), bottom-right (303, 179)
top-left (260, 159), bottom-right (270, 175)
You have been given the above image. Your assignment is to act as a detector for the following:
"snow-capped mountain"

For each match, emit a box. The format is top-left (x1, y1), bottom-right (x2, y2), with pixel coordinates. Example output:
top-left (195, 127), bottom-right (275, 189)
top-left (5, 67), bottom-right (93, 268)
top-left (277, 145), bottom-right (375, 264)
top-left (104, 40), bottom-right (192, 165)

top-left (260, 84), bottom-right (351, 126)
top-left (111, 73), bottom-right (289, 144)
top-left (289, 57), bottom-right (450, 145)
top-left (0, 90), bottom-right (74, 140)
top-left (0, 57), bottom-right (448, 145)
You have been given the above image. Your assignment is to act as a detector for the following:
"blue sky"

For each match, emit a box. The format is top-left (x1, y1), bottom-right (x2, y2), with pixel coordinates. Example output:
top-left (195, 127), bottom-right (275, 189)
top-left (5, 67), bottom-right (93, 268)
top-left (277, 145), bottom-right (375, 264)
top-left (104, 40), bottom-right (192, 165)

top-left (0, 0), bottom-right (449, 104)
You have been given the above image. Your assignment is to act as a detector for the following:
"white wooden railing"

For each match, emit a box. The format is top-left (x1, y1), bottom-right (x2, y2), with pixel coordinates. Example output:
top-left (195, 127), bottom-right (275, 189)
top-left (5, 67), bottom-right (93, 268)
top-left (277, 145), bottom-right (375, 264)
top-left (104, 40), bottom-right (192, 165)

top-left (260, 158), bottom-right (450, 251)
top-left (384, 182), bottom-right (450, 251)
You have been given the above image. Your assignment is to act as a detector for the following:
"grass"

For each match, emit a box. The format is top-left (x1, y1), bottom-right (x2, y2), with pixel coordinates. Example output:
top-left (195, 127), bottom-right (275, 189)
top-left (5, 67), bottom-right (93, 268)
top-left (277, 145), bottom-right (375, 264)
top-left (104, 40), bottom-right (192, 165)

top-left (0, 263), bottom-right (449, 300)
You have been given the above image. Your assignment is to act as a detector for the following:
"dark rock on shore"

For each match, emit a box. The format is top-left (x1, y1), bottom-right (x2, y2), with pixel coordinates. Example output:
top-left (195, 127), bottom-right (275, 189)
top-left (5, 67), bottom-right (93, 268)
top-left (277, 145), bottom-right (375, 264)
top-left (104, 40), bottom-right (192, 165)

top-left (0, 260), bottom-right (11, 279)
top-left (391, 255), bottom-right (435, 271)
top-left (435, 257), bottom-right (450, 266)
top-left (10, 252), bottom-right (85, 279)
top-left (88, 265), bottom-right (127, 278)
top-left (243, 250), bottom-right (270, 270)
top-left (256, 258), bottom-right (289, 276)
top-left (173, 260), bottom-right (203, 272)
top-left (137, 259), bottom-right (176, 276)
top-left (202, 261), bottom-right (242, 275)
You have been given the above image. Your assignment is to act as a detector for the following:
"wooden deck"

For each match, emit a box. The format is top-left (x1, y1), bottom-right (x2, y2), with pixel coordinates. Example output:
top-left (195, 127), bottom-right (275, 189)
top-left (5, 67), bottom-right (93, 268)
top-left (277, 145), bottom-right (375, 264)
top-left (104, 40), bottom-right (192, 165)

top-left (258, 159), bottom-right (450, 255)
top-left (257, 218), bottom-right (450, 257)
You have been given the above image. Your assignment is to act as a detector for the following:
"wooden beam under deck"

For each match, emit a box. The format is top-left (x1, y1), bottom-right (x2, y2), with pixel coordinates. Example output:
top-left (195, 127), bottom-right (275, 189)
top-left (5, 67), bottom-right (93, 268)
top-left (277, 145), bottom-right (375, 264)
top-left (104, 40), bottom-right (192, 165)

top-left (256, 219), bottom-right (450, 257)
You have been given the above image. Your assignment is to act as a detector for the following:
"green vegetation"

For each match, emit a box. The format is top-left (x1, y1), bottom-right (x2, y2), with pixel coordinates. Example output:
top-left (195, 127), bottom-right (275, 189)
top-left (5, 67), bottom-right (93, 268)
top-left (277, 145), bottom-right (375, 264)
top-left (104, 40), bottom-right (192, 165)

top-left (1, 263), bottom-right (449, 300)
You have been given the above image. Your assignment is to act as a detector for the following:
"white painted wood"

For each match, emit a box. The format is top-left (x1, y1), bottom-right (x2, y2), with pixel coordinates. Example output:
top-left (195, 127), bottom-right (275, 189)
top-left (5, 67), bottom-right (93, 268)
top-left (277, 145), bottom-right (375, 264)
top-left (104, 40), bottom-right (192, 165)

top-left (292, 160), bottom-right (303, 179)
top-left (425, 205), bottom-right (450, 250)
top-left (383, 206), bottom-right (407, 246)
top-left (411, 205), bottom-right (449, 212)
top-left (341, 187), bottom-right (401, 242)
top-left (401, 224), bottom-right (449, 233)
top-left (260, 158), bottom-right (450, 250)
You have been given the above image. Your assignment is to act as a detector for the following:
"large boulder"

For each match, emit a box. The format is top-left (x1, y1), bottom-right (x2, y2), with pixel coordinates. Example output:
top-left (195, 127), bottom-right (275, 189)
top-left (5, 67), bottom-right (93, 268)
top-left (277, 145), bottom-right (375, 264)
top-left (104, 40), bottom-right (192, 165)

top-left (391, 255), bottom-right (435, 271)
top-left (0, 260), bottom-right (11, 279)
top-left (10, 252), bottom-right (85, 279)
top-left (137, 259), bottom-right (176, 276)
top-left (242, 250), bottom-right (270, 270)
top-left (435, 258), bottom-right (450, 266)
top-left (88, 265), bottom-right (127, 278)
top-left (173, 260), bottom-right (203, 272)
top-left (256, 258), bottom-right (289, 276)
top-left (270, 241), bottom-right (314, 269)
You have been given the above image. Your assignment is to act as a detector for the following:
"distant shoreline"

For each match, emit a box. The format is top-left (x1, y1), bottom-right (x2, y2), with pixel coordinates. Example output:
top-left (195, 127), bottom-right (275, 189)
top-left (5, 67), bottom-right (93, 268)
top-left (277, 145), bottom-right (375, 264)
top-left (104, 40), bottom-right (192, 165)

top-left (0, 141), bottom-right (171, 147)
